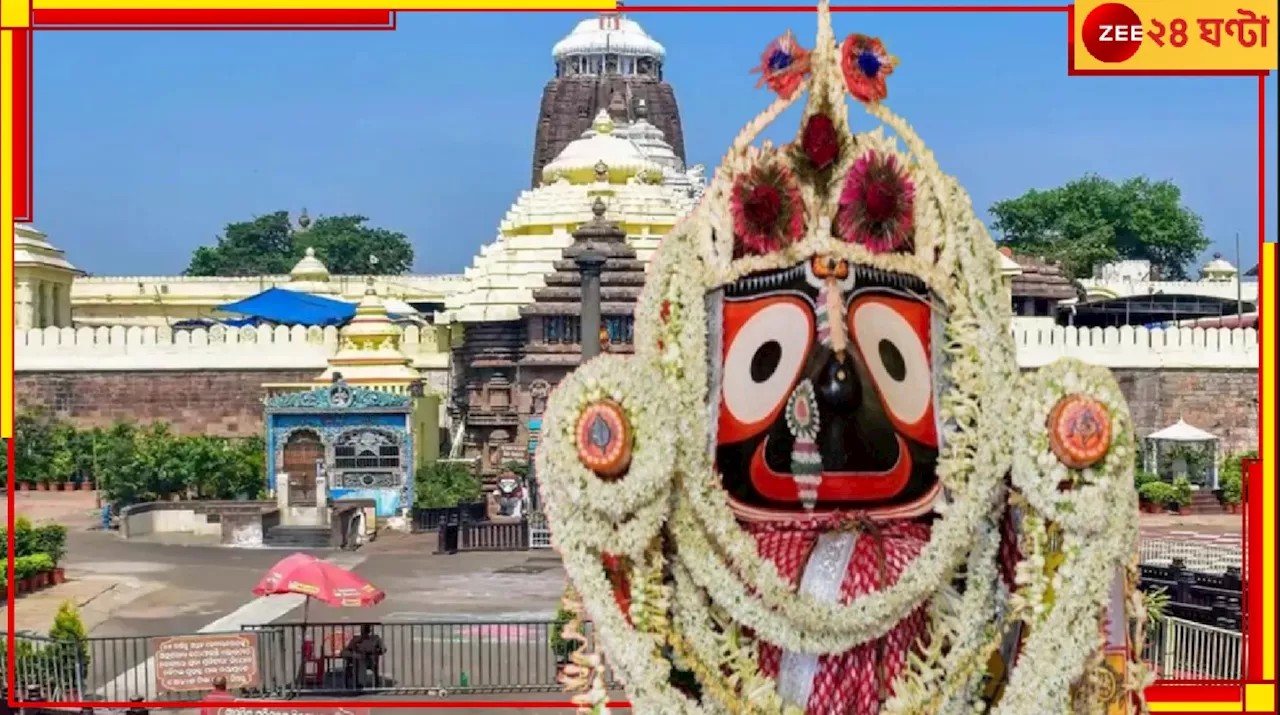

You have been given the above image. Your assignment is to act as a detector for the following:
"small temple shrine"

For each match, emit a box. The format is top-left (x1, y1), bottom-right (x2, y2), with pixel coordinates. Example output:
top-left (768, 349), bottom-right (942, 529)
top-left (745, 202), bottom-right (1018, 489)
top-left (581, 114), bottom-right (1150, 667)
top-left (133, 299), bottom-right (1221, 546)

top-left (264, 278), bottom-right (441, 522)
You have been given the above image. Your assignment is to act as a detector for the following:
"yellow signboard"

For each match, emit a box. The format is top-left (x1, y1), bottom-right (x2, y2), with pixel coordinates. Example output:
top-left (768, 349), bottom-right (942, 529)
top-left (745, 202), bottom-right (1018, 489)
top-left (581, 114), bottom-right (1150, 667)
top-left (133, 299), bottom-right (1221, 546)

top-left (1072, 0), bottom-right (1278, 73)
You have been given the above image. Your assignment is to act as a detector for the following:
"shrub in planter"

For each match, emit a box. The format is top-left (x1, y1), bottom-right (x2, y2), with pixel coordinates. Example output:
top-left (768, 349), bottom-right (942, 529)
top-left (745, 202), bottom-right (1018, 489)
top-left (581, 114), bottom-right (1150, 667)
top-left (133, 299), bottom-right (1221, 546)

top-left (1169, 477), bottom-right (1194, 514)
top-left (549, 602), bottom-right (578, 666)
top-left (33, 523), bottom-right (68, 566)
top-left (1134, 471), bottom-right (1159, 508)
top-left (49, 601), bottom-right (91, 676)
top-left (14, 553), bottom-right (53, 593)
top-left (1138, 482), bottom-right (1175, 513)
top-left (1221, 473), bottom-right (1243, 513)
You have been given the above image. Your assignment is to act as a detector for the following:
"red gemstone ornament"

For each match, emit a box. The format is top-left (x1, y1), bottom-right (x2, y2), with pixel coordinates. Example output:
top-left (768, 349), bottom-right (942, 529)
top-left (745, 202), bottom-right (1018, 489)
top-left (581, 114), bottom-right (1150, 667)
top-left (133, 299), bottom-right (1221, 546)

top-left (751, 30), bottom-right (811, 99)
top-left (840, 34), bottom-right (897, 104)
top-left (800, 113), bottom-right (840, 170)
top-left (730, 162), bottom-right (806, 257)
top-left (660, 300), bottom-right (672, 322)
top-left (836, 150), bottom-right (915, 253)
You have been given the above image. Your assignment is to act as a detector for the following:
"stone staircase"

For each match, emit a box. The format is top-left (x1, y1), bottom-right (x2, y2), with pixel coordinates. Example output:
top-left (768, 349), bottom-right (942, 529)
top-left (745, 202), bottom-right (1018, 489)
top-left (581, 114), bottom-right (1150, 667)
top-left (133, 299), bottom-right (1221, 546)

top-left (1189, 491), bottom-right (1224, 515)
top-left (263, 524), bottom-right (331, 549)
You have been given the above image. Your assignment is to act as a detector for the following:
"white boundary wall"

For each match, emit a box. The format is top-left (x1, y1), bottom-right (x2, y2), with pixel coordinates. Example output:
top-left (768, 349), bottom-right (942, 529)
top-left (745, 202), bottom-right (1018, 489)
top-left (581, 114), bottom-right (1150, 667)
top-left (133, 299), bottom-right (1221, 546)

top-left (13, 323), bottom-right (1258, 372)
top-left (14, 323), bottom-right (449, 371)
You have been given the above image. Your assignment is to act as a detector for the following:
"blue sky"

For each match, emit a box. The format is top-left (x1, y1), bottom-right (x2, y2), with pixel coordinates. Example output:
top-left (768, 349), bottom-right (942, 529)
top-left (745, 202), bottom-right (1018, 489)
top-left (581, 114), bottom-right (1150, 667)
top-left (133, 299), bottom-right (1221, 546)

top-left (33, 1), bottom-right (1278, 276)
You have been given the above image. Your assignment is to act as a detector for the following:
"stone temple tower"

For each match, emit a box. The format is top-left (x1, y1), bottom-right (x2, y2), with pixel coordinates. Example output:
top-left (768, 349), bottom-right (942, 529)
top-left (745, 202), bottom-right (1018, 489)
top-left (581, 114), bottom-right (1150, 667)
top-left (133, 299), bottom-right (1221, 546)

top-left (530, 11), bottom-right (686, 188)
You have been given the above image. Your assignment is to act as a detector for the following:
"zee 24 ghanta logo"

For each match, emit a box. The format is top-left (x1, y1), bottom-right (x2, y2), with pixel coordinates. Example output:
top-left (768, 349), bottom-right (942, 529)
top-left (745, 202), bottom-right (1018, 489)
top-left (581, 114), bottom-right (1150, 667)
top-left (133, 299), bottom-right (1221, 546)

top-left (1081, 2), bottom-right (1270, 63)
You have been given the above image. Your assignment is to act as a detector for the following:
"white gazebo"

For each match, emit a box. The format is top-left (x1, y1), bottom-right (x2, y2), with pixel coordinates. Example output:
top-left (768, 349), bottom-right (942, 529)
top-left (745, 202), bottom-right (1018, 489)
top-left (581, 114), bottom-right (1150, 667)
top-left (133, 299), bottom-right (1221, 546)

top-left (1143, 419), bottom-right (1220, 488)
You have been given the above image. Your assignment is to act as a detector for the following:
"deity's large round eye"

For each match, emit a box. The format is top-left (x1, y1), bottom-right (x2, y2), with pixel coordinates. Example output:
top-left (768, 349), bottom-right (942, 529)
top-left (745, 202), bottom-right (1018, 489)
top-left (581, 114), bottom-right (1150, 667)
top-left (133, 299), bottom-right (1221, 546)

top-left (849, 294), bottom-right (937, 447)
top-left (719, 297), bottom-right (814, 443)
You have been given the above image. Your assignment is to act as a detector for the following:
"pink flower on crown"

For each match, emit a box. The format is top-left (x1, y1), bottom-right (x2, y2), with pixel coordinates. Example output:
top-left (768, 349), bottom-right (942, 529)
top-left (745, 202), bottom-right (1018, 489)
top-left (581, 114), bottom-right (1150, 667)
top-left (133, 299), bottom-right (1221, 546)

top-left (836, 150), bottom-right (915, 253)
top-left (731, 162), bottom-right (806, 257)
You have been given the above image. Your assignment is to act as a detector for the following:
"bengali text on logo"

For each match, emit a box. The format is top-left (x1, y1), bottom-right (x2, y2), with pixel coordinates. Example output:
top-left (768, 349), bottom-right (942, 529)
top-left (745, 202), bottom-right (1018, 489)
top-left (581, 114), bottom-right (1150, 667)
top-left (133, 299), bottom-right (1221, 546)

top-left (1072, 0), bottom-right (1277, 72)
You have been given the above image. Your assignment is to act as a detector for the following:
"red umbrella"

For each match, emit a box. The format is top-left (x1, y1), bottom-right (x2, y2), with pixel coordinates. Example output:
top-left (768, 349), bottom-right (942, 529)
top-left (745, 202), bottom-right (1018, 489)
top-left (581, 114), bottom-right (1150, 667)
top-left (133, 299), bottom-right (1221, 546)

top-left (253, 553), bottom-right (385, 612)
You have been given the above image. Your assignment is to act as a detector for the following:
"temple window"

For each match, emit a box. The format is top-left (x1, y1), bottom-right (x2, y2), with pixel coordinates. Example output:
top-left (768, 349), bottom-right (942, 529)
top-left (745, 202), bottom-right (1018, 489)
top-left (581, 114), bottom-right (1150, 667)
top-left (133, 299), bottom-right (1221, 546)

top-left (544, 316), bottom-right (582, 344)
top-left (334, 430), bottom-right (401, 470)
top-left (604, 316), bottom-right (635, 345)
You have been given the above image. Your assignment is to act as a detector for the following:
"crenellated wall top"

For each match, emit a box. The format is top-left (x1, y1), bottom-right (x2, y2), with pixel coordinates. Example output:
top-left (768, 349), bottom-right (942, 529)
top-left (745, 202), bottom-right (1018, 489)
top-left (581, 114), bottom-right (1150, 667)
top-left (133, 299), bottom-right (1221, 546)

top-left (14, 323), bottom-right (1259, 372)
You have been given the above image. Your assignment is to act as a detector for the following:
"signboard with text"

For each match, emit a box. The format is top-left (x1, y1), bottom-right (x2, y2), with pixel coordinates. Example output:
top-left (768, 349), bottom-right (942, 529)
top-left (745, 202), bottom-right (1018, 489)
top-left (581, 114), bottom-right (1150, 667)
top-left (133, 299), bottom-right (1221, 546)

top-left (151, 633), bottom-right (261, 693)
top-left (1071, 0), bottom-right (1277, 73)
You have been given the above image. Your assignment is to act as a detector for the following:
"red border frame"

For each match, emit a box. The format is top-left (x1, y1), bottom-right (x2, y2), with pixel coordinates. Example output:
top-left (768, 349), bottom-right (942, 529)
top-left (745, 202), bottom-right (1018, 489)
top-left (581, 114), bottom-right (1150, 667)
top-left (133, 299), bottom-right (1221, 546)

top-left (5, 3), bottom-right (1273, 711)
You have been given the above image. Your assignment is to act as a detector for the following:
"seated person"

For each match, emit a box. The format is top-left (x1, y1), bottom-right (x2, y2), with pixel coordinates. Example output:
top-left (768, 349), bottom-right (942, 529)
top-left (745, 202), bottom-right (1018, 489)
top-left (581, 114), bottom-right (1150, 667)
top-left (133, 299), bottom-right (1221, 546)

top-left (341, 625), bottom-right (385, 688)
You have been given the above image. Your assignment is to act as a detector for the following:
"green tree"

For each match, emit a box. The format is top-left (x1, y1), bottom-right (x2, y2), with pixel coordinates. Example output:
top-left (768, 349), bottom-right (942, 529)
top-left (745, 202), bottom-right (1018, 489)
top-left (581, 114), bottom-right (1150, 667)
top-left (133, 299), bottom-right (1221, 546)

top-left (414, 460), bottom-right (483, 509)
top-left (186, 211), bottom-right (296, 277)
top-left (301, 214), bottom-right (414, 275)
top-left (989, 175), bottom-right (1210, 280)
top-left (185, 210), bottom-right (414, 276)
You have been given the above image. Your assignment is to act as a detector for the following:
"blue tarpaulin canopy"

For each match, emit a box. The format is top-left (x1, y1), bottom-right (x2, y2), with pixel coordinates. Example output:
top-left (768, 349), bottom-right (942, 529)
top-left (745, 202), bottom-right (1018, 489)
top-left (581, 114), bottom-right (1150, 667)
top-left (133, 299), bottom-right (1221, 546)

top-left (216, 288), bottom-right (357, 327)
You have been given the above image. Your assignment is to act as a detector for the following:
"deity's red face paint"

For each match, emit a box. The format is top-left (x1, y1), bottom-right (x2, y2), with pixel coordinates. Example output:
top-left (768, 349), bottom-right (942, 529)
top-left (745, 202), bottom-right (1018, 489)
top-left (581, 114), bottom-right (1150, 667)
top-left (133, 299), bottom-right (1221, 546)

top-left (713, 258), bottom-right (942, 521)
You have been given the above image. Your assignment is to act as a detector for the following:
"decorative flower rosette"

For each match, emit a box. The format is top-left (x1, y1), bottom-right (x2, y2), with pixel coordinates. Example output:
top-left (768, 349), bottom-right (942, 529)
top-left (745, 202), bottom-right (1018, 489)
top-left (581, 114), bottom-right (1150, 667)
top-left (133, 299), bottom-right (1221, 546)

top-left (535, 3), bottom-right (1146, 714)
top-left (537, 355), bottom-right (677, 558)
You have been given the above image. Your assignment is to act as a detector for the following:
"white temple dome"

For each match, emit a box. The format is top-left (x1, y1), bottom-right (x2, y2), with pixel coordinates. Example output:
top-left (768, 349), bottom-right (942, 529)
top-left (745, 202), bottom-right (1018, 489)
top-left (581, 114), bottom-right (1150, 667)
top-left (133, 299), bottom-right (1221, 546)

top-left (1200, 254), bottom-right (1237, 281)
top-left (286, 246), bottom-right (339, 294)
top-left (552, 14), bottom-right (666, 60)
top-left (14, 224), bottom-right (77, 273)
top-left (542, 110), bottom-right (662, 185)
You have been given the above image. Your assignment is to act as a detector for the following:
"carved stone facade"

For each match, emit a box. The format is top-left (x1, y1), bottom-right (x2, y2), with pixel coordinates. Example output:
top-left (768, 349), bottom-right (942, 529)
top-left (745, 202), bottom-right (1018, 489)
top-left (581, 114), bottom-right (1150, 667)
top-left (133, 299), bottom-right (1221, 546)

top-left (531, 76), bottom-right (684, 189)
top-left (451, 207), bottom-right (645, 480)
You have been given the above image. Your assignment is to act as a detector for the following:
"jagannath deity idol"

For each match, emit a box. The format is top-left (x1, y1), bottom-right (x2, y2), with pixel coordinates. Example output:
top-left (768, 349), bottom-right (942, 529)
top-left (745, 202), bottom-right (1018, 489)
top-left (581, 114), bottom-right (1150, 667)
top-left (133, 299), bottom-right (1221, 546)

top-left (535, 4), bottom-right (1151, 714)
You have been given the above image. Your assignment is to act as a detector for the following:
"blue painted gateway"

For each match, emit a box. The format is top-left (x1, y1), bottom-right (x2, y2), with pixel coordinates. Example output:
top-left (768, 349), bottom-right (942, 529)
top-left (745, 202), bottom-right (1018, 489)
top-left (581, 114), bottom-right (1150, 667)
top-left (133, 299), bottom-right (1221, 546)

top-left (265, 379), bottom-right (414, 518)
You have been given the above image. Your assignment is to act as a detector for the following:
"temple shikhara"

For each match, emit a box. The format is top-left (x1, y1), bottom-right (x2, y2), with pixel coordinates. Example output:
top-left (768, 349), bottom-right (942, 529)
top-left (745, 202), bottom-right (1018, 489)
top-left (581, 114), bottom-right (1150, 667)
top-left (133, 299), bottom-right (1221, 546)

top-left (12, 8), bottom-right (1261, 539)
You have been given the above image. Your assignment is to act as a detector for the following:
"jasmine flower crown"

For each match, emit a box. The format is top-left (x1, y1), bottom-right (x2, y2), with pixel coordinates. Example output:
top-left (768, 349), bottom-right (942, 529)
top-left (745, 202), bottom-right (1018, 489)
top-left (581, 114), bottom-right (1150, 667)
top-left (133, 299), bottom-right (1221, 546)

top-left (686, 0), bottom-right (988, 294)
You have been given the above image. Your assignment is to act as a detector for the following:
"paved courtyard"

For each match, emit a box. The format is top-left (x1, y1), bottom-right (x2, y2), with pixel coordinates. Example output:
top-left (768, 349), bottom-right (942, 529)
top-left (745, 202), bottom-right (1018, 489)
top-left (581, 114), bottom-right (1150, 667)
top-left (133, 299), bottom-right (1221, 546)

top-left (6, 489), bottom-right (1244, 711)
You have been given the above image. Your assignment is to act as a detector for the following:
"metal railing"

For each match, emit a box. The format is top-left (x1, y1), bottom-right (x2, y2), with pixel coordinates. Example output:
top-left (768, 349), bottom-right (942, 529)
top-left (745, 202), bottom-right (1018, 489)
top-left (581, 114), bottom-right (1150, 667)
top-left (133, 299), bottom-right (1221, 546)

top-left (4, 614), bottom-right (1242, 702)
top-left (1138, 561), bottom-right (1243, 630)
top-left (1140, 538), bottom-right (1242, 574)
top-left (1143, 616), bottom-right (1243, 681)
top-left (2, 629), bottom-right (290, 702)
top-left (239, 620), bottom-right (605, 696)
top-left (1, 632), bottom-right (86, 702)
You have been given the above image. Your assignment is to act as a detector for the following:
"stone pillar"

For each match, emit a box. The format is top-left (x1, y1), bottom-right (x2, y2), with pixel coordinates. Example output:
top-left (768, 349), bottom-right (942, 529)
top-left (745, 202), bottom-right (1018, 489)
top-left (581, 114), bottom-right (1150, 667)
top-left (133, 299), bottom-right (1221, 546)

top-left (14, 280), bottom-right (34, 330)
top-left (576, 250), bottom-right (606, 360)
top-left (40, 282), bottom-right (55, 328)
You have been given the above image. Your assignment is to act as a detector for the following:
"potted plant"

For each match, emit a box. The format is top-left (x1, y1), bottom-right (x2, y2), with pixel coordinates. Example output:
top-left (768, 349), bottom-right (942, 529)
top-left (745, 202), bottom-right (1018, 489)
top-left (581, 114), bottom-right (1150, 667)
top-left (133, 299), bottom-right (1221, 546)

top-left (14, 555), bottom-right (36, 595)
top-left (1134, 470), bottom-right (1159, 511)
top-left (549, 602), bottom-right (578, 672)
top-left (49, 601), bottom-right (91, 694)
top-left (1169, 477), bottom-right (1194, 515)
top-left (35, 524), bottom-right (68, 583)
top-left (1220, 472), bottom-right (1243, 514)
top-left (1138, 482), bottom-right (1173, 514)
top-left (33, 554), bottom-right (53, 589)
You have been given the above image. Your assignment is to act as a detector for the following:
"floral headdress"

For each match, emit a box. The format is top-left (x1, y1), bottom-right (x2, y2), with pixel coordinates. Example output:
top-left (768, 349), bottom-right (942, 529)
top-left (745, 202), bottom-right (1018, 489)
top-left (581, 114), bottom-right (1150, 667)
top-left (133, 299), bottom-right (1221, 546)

top-left (535, 3), bottom-right (1147, 714)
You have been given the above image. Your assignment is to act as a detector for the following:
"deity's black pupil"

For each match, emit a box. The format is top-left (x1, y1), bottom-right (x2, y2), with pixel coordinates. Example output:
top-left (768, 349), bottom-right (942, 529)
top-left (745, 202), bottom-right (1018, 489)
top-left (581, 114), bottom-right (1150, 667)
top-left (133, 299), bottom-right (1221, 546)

top-left (750, 341), bottom-right (783, 382)
top-left (879, 339), bottom-right (907, 381)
